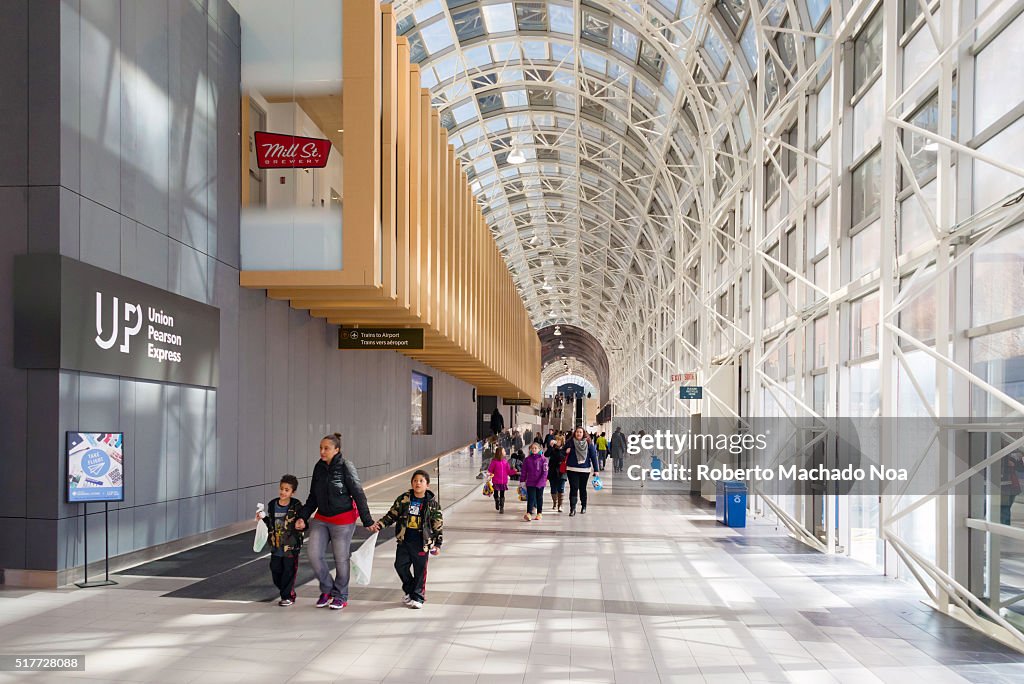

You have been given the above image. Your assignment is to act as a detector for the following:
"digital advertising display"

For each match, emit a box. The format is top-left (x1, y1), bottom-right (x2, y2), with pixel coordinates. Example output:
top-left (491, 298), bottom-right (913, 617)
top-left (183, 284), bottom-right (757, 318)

top-left (66, 432), bottom-right (125, 503)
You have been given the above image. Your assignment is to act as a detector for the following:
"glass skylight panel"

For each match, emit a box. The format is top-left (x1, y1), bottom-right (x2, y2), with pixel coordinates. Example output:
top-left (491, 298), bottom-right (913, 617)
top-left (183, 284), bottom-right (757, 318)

top-left (432, 54), bottom-right (459, 82)
top-left (452, 99), bottom-right (478, 124)
top-left (553, 71), bottom-right (574, 86)
top-left (420, 20), bottom-right (454, 54)
top-left (611, 25), bottom-right (639, 60)
top-left (663, 67), bottom-right (679, 95)
top-left (396, 14), bottom-right (416, 36)
top-left (516, 2), bottom-right (548, 31)
top-left (548, 2), bottom-right (573, 33)
top-left (550, 43), bottom-right (572, 63)
top-left (440, 109), bottom-right (457, 130)
top-left (483, 3), bottom-right (517, 33)
top-left (421, 69), bottom-right (439, 89)
top-left (633, 78), bottom-right (655, 103)
top-left (408, 32), bottom-right (428, 63)
top-left (717, 0), bottom-right (746, 33)
top-left (523, 40), bottom-right (548, 59)
top-left (581, 50), bottom-right (606, 72)
top-left (703, 30), bottom-right (727, 72)
top-left (452, 7), bottom-right (486, 42)
top-left (485, 117), bottom-right (510, 132)
top-left (740, 21), bottom-right (758, 70)
top-left (806, 0), bottom-right (829, 26)
top-left (638, 41), bottom-right (664, 77)
top-left (504, 89), bottom-right (529, 107)
top-left (581, 8), bottom-right (610, 44)
top-left (656, 0), bottom-right (678, 14)
top-left (461, 124), bottom-right (483, 144)
top-left (478, 92), bottom-right (504, 113)
top-left (491, 41), bottom-right (517, 62)
top-left (464, 45), bottom-right (492, 66)
top-left (413, 0), bottom-right (443, 23)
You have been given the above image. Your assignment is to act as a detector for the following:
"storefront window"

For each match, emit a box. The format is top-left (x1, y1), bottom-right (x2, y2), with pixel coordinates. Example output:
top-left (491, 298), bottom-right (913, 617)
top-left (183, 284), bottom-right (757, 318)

top-left (412, 371), bottom-right (433, 435)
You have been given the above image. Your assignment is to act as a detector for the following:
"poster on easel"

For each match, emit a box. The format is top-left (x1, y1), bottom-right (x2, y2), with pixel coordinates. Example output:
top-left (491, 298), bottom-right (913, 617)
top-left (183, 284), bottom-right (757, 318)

top-left (66, 432), bottom-right (124, 503)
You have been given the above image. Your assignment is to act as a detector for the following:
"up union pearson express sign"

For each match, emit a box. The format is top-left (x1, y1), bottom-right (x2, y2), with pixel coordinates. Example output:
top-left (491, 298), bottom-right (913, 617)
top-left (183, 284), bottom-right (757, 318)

top-left (254, 131), bottom-right (331, 169)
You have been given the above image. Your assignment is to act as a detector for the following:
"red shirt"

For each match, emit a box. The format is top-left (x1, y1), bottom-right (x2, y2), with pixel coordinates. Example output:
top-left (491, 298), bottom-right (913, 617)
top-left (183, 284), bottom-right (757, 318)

top-left (314, 508), bottom-right (359, 525)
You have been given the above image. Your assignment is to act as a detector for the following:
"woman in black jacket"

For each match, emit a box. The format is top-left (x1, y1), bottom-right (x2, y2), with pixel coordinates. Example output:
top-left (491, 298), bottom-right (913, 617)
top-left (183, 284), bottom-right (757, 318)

top-left (545, 434), bottom-right (566, 512)
top-left (296, 433), bottom-right (374, 610)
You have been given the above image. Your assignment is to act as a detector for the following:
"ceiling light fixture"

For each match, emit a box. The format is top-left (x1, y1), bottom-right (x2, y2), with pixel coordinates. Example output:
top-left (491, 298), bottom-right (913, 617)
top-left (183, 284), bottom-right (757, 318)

top-left (558, 340), bottom-right (565, 350)
top-left (553, 326), bottom-right (561, 336)
top-left (507, 146), bottom-right (526, 164)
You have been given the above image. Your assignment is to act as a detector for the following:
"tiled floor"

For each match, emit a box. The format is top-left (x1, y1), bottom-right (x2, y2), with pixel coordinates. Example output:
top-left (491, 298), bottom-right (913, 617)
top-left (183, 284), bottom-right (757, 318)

top-left (2, 473), bottom-right (1024, 683)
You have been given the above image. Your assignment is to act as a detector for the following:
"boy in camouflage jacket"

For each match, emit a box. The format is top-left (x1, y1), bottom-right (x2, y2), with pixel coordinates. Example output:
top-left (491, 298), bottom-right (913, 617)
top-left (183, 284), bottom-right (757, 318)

top-left (369, 469), bottom-right (443, 608)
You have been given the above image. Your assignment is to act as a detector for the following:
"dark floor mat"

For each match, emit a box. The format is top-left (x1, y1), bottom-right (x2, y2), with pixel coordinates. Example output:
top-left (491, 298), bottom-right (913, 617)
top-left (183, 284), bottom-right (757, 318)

top-left (117, 532), bottom-right (259, 578)
top-left (156, 528), bottom-right (395, 601)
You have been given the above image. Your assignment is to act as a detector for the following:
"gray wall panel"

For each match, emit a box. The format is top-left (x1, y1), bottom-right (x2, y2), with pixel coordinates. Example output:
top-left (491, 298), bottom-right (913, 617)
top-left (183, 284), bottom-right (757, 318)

top-left (163, 385), bottom-right (181, 502)
top-left (27, 186), bottom-right (61, 254)
top-left (59, 187), bottom-right (81, 258)
top-left (123, 221), bottom-right (170, 289)
top-left (236, 289), bottom-right (266, 489)
top-left (119, 0), bottom-right (169, 235)
top-left (79, 197), bottom-right (122, 272)
top-left (59, 0), bottom-right (81, 192)
top-left (27, 0), bottom-right (60, 186)
top-left (167, 0), bottom-right (209, 255)
top-left (78, 0), bottom-right (121, 211)
top-left (133, 381), bottom-right (167, 506)
top-left (0, 1), bottom-right (29, 187)
top-left (0, 189), bottom-right (28, 519)
top-left (116, 379), bottom-right (136, 509)
top-left (0, 519), bottom-right (27, 574)
top-left (213, 260), bottom-right (238, 492)
top-left (26, 518), bottom-right (58, 570)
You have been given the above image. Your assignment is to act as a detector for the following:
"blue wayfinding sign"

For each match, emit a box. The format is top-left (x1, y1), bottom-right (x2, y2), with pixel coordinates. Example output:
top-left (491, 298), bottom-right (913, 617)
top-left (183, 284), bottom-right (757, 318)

top-left (679, 386), bottom-right (703, 400)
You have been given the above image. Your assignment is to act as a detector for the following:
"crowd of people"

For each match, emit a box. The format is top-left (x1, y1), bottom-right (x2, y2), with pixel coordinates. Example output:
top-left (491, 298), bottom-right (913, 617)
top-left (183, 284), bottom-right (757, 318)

top-left (479, 422), bottom-right (628, 519)
top-left (253, 422), bottom-right (629, 614)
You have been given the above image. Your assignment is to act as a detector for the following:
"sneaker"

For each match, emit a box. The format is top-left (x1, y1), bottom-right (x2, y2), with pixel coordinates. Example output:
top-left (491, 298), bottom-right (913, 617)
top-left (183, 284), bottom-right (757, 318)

top-left (329, 597), bottom-right (348, 610)
top-left (523, 513), bottom-right (532, 522)
top-left (315, 593), bottom-right (331, 608)
top-left (407, 599), bottom-right (423, 609)
top-left (402, 594), bottom-right (412, 605)
top-left (533, 514), bottom-right (542, 521)
top-left (278, 598), bottom-right (293, 606)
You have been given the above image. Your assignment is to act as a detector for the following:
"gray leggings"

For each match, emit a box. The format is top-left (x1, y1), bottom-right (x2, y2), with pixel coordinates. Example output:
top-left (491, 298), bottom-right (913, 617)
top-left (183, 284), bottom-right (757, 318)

top-left (307, 518), bottom-right (356, 599)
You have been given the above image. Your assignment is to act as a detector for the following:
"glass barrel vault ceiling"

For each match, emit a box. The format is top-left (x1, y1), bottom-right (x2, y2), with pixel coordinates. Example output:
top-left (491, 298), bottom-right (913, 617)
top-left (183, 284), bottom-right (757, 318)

top-left (387, 0), bottom-right (821, 331)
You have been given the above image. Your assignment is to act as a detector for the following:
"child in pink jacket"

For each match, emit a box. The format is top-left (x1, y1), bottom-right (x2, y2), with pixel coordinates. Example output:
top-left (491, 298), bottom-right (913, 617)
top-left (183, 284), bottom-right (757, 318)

top-left (487, 447), bottom-right (513, 514)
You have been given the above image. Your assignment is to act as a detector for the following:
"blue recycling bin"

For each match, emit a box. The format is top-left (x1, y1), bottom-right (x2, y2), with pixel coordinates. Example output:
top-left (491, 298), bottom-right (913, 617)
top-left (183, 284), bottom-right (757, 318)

top-left (723, 481), bottom-right (747, 528)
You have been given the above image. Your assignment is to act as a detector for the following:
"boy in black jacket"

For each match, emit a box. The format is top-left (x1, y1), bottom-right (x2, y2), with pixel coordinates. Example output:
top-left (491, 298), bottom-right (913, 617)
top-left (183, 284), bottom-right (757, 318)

top-left (259, 474), bottom-right (304, 606)
top-left (369, 470), bottom-right (443, 609)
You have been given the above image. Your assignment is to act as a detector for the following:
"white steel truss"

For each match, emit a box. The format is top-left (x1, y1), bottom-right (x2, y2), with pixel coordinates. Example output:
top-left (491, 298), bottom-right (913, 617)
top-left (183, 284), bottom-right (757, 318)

top-left (392, 0), bottom-right (1024, 648)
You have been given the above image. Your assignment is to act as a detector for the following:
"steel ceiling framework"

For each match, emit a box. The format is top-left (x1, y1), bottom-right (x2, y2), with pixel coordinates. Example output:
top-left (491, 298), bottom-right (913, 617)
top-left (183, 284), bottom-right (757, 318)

top-left (391, 0), bottom-right (1024, 647)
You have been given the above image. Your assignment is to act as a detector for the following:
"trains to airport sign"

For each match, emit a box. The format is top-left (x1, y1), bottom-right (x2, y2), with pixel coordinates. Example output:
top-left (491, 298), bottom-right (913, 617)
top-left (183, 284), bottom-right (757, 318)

top-left (14, 255), bottom-right (220, 387)
top-left (338, 327), bottom-right (425, 350)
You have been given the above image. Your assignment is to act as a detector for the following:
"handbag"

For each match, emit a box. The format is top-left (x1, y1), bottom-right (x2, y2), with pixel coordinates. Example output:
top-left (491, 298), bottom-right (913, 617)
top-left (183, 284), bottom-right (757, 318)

top-left (482, 479), bottom-right (494, 497)
top-left (517, 484), bottom-right (527, 501)
top-left (592, 475), bottom-right (603, 491)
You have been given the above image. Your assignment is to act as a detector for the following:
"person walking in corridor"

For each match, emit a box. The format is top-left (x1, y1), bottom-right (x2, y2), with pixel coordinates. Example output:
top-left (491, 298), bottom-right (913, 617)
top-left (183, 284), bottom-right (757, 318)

top-left (520, 442), bottom-right (548, 521)
top-left (610, 426), bottom-right (627, 473)
top-left (596, 432), bottom-right (609, 471)
top-left (487, 446), bottom-right (513, 514)
top-left (564, 427), bottom-right (599, 516)
top-left (296, 433), bottom-right (374, 610)
top-left (490, 407), bottom-right (505, 436)
top-left (546, 434), bottom-right (566, 512)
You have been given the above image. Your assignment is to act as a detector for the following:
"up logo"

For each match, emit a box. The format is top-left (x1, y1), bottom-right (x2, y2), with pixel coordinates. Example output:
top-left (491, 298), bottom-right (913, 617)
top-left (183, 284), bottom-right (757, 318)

top-left (94, 292), bottom-right (143, 354)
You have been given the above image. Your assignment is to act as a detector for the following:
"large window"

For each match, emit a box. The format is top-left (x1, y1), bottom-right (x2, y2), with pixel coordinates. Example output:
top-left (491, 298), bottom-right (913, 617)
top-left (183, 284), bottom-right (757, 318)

top-left (851, 149), bottom-right (882, 227)
top-left (412, 372), bottom-right (433, 435)
top-left (853, 10), bottom-right (882, 93)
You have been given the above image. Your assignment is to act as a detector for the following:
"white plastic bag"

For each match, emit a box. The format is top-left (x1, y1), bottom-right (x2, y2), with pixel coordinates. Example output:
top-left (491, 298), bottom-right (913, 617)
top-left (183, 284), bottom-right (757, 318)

top-left (350, 532), bottom-right (379, 586)
top-left (253, 503), bottom-right (268, 552)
